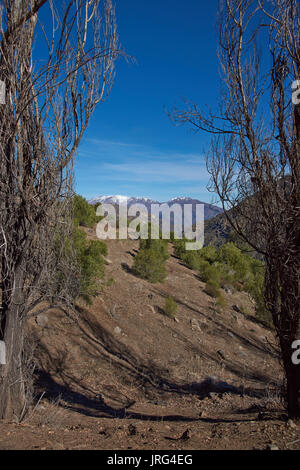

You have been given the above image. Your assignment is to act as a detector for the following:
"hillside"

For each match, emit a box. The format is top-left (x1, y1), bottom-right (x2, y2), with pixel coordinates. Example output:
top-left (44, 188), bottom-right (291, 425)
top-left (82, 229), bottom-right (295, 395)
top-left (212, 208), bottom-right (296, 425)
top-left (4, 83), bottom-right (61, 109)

top-left (204, 212), bottom-right (231, 248)
top-left (0, 231), bottom-right (299, 450)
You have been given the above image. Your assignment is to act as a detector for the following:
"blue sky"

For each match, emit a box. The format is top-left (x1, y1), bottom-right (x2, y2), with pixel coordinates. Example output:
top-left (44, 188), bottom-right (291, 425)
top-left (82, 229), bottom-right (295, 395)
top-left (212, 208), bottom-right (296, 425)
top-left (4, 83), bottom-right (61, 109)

top-left (75, 0), bottom-right (221, 204)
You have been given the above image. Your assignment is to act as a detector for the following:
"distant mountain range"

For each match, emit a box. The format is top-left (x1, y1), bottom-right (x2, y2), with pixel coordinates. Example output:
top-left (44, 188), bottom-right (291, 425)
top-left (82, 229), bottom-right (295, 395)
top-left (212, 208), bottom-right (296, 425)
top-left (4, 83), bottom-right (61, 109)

top-left (88, 195), bottom-right (223, 221)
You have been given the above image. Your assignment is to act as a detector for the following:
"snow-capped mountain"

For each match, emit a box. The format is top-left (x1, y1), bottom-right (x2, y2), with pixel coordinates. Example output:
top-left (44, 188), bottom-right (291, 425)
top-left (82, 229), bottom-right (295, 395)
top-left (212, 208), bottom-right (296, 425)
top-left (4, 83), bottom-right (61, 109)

top-left (89, 195), bottom-right (159, 207)
top-left (88, 195), bottom-right (223, 220)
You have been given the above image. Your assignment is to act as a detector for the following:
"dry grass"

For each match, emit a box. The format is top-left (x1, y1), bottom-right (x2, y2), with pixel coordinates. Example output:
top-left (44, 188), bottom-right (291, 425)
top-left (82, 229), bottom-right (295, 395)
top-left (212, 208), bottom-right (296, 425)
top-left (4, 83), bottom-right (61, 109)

top-left (29, 396), bottom-right (68, 428)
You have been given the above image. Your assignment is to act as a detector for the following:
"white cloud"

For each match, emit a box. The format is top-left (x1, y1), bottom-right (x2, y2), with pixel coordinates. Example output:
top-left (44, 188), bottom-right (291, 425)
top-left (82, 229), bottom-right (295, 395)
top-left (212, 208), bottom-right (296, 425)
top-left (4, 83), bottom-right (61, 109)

top-left (78, 139), bottom-right (208, 182)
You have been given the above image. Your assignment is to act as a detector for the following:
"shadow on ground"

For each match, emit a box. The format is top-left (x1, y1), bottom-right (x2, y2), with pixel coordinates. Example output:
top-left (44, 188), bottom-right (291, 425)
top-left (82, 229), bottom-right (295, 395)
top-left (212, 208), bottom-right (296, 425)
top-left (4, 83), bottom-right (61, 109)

top-left (32, 303), bottom-right (281, 424)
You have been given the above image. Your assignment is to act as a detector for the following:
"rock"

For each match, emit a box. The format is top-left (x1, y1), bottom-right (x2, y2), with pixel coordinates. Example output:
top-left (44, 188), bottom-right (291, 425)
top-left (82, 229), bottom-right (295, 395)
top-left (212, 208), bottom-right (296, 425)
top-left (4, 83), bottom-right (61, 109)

top-left (179, 428), bottom-right (192, 440)
top-left (217, 349), bottom-right (226, 360)
top-left (35, 314), bottom-right (48, 328)
top-left (128, 424), bottom-right (137, 436)
top-left (108, 304), bottom-right (119, 319)
top-left (239, 350), bottom-right (248, 358)
top-left (114, 326), bottom-right (122, 335)
top-left (36, 405), bottom-right (46, 411)
top-left (224, 286), bottom-right (233, 294)
top-left (267, 444), bottom-right (279, 450)
top-left (191, 318), bottom-right (201, 331)
top-left (232, 305), bottom-right (241, 313)
top-left (154, 400), bottom-right (168, 407)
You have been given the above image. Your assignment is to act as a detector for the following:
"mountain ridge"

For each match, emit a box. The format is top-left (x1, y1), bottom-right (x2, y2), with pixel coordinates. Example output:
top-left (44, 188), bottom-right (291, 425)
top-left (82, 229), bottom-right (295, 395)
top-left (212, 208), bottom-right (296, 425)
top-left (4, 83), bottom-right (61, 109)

top-left (88, 195), bottom-right (223, 221)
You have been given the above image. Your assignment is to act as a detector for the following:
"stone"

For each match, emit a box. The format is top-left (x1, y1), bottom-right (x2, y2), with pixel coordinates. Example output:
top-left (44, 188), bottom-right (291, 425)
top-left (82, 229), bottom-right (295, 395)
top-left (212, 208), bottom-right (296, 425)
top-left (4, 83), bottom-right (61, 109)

top-left (35, 314), bottom-right (48, 328)
top-left (114, 326), bottom-right (122, 335)
top-left (217, 349), bottom-right (226, 360)
top-left (191, 318), bottom-right (201, 331)
top-left (239, 350), bottom-right (248, 358)
top-left (232, 305), bottom-right (241, 313)
top-left (224, 286), bottom-right (233, 294)
top-left (179, 428), bottom-right (192, 440)
top-left (128, 424), bottom-right (137, 436)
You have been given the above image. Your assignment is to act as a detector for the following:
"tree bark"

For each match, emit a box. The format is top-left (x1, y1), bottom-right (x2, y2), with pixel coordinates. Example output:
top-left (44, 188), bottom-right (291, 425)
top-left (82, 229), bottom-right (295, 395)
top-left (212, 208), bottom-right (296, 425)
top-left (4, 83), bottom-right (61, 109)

top-left (279, 272), bottom-right (300, 418)
top-left (0, 269), bottom-right (26, 420)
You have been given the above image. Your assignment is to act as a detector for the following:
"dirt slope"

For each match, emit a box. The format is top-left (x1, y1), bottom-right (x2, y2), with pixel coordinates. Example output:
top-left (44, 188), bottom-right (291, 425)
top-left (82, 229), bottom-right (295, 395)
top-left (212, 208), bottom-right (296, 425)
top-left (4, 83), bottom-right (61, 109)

top-left (0, 233), bottom-right (299, 450)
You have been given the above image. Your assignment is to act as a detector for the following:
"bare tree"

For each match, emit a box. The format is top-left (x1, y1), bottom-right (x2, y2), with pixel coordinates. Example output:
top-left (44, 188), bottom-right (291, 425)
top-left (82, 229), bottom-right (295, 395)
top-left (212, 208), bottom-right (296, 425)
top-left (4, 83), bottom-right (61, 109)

top-left (0, 0), bottom-right (121, 420)
top-left (171, 0), bottom-right (300, 417)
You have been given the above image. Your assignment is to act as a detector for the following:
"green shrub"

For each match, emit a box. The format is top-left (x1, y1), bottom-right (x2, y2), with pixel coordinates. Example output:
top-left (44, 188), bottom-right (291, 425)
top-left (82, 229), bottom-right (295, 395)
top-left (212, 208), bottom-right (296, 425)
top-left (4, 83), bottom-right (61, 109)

top-left (168, 231), bottom-right (176, 242)
top-left (73, 228), bottom-right (107, 303)
top-left (140, 238), bottom-right (170, 261)
top-left (205, 279), bottom-right (221, 298)
top-left (218, 242), bottom-right (249, 281)
top-left (73, 195), bottom-right (99, 228)
top-left (106, 276), bottom-right (115, 287)
top-left (182, 251), bottom-right (201, 270)
top-left (173, 239), bottom-right (188, 259)
top-left (245, 264), bottom-right (272, 326)
top-left (172, 237), bottom-right (270, 325)
top-left (216, 294), bottom-right (227, 310)
top-left (164, 296), bottom-right (178, 318)
top-left (132, 248), bottom-right (167, 283)
top-left (199, 246), bottom-right (218, 263)
top-left (198, 259), bottom-right (221, 284)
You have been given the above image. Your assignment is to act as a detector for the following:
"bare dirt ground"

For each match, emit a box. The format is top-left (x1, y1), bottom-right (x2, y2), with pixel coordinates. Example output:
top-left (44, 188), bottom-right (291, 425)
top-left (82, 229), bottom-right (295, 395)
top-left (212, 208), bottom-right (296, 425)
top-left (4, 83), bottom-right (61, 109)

top-left (0, 233), bottom-right (299, 450)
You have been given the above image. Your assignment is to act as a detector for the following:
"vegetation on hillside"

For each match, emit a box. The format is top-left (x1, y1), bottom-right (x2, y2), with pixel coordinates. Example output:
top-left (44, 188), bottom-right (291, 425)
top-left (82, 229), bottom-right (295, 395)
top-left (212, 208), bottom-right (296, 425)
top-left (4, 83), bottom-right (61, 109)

top-left (73, 195), bottom-right (102, 228)
top-left (173, 239), bottom-right (271, 326)
top-left (72, 228), bottom-right (108, 304)
top-left (132, 229), bottom-right (170, 283)
top-left (164, 296), bottom-right (178, 319)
